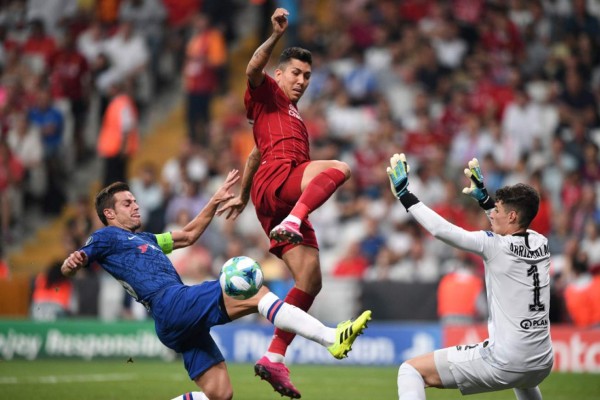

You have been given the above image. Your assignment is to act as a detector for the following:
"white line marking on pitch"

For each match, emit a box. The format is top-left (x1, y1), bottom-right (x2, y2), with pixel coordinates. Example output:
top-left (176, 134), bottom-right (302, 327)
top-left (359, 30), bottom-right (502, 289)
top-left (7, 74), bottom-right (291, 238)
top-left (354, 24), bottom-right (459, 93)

top-left (0, 373), bottom-right (137, 384)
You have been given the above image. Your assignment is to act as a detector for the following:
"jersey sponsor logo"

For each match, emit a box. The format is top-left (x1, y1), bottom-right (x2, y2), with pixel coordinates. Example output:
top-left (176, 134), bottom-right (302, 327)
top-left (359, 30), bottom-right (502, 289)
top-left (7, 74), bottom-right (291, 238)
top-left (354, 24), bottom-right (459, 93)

top-left (137, 243), bottom-right (159, 254)
top-left (485, 231), bottom-right (493, 237)
top-left (509, 243), bottom-right (549, 259)
top-left (85, 236), bottom-right (93, 246)
top-left (128, 236), bottom-right (136, 240)
top-left (288, 104), bottom-right (303, 121)
top-left (520, 318), bottom-right (548, 330)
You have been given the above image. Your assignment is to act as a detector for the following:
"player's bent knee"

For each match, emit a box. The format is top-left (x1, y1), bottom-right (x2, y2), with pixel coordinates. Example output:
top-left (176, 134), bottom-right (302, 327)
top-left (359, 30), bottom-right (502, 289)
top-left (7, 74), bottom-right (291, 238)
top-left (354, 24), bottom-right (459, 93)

top-left (203, 386), bottom-right (233, 400)
top-left (333, 160), bottom-right (352, 179)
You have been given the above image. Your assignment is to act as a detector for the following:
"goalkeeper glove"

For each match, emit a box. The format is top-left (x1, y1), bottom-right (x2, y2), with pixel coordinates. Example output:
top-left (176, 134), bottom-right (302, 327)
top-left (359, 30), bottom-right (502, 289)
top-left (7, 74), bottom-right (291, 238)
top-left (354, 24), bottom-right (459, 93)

top-left (386, 153), bottom-right (410, 199)
top-left (462, 158), bottom-right (494, 209)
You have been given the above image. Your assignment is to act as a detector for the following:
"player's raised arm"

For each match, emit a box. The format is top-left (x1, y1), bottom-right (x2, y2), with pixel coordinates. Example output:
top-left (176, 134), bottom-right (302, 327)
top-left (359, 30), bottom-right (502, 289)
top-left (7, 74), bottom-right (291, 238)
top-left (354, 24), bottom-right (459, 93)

top-left (171, 169), bottom-right (239, 249)
top-left (246, 8), bottom-right (289, 88)
top-left (217, 146), bottom-right (261, 220)
top-left (386, 153), bottom-right (486, 255)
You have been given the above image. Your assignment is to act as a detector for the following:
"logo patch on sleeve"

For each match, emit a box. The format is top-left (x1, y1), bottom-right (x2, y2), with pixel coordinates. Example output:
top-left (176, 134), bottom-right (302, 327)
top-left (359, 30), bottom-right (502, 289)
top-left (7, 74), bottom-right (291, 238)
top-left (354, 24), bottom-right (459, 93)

top-left (485, 231), bottom-right (494, 237)
top-left (85, 236), bottom-right (94, 245)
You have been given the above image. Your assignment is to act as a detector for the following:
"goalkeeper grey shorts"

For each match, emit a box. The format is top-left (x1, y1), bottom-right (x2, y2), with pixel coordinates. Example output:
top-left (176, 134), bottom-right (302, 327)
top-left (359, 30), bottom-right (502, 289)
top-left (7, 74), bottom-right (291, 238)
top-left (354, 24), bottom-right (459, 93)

top-left (434, 342), bottom-right (551, 395)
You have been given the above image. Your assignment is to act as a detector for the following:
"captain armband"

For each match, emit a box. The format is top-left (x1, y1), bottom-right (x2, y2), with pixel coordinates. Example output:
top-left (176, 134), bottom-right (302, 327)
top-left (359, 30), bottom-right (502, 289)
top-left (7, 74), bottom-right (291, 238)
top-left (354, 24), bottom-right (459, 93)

top-left (155, 232), bottom-right (174, 254)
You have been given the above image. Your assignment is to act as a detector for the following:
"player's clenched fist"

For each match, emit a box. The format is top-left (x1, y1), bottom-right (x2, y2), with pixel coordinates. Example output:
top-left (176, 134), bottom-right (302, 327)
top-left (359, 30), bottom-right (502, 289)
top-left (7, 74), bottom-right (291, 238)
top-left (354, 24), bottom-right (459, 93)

top-left (61, 250), bottom-right (88, 277)
top-left (271, 8), bottom-right (289, 34)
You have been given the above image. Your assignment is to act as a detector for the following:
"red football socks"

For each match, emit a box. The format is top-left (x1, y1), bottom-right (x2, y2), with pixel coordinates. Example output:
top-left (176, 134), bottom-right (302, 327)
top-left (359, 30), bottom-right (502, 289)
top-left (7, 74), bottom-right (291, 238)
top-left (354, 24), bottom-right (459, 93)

top-left (267, 287), bottom-right (316, 355)
top-left (289, 168), bottom-right (346, 220)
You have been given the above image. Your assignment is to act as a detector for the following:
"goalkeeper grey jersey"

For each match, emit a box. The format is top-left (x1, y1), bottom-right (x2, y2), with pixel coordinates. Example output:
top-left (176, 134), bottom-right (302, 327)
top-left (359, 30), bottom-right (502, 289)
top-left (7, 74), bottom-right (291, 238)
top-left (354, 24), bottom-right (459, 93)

top-left (409, 202), bottom-right (554, 372)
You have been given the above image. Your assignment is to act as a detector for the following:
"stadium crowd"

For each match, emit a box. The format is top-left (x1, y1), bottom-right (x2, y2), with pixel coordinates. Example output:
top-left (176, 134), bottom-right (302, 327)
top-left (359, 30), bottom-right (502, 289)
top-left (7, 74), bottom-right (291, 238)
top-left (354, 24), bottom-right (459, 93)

top-left (1, 1), bottom-right (599, 327)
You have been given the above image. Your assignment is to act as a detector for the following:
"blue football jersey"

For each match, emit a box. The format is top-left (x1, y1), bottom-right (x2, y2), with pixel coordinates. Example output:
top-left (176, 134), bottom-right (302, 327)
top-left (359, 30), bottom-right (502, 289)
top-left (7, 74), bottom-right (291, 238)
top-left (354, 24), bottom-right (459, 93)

top-left (81, 226), bottom-right (183, 307)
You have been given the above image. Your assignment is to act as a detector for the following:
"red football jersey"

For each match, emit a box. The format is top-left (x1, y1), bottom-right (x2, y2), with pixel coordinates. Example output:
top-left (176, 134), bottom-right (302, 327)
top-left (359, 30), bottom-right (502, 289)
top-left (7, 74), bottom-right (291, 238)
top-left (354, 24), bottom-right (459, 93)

top-left (244, 74), bottom-right (310, 163)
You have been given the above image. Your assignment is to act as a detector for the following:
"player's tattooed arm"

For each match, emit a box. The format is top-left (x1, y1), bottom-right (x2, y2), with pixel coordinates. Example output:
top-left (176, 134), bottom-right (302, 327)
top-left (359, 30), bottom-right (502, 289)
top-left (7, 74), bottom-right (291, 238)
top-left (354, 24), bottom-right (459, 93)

top-left (246, 8), bottom-right (289, 87)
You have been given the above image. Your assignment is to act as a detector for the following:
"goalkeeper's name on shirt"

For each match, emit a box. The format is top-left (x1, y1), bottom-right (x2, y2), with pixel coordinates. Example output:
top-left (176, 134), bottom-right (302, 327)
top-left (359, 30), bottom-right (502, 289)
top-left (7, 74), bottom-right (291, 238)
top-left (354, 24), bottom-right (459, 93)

top-left (509, 243), bottom-right (549, 259)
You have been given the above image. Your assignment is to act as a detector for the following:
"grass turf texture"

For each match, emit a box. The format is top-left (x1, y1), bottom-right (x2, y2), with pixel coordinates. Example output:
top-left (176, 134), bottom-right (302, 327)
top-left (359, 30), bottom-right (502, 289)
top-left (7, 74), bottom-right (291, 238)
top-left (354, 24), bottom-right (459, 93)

top-left (0, 359), bottom-right (598, 399)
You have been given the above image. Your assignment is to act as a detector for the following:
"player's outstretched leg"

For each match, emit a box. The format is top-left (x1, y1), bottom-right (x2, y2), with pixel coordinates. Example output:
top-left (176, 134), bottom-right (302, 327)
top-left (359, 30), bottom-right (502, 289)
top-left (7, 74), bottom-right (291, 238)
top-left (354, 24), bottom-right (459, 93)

top-left (328, 310), bottom-right (372, 359)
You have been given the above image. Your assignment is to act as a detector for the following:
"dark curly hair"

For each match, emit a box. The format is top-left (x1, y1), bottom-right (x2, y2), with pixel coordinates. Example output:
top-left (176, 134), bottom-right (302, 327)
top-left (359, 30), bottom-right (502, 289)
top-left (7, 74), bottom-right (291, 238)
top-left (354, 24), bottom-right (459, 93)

top-left (95, 182), bottom-right (130, 226)
top-left (494, 183), bottom-right (540, 228)
top-left (278, 47), bottom-right (312, 68)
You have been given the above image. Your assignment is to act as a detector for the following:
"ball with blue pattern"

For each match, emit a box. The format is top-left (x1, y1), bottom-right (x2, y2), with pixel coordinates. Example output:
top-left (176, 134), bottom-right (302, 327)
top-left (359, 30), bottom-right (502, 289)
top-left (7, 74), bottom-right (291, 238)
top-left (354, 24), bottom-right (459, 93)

top-left (219, 256), bottom-right (264, 300)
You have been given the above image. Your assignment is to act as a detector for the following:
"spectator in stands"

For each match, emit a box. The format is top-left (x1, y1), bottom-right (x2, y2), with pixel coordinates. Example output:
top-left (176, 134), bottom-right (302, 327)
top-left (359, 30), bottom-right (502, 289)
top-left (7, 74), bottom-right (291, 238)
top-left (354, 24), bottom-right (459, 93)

top-left (581, 141), bottom-right (600, 182)
top-left (0, 246), bottom-right (9, 279)
top-left (332, 241), bottom-right (369, 278)
top-left (22, 19), bottom-right (57, 74)
top-left (0, 138), bottom-right (24, 242)
top-left (129, 161), bottom-right (165, 232)
top-left (564, 250), bottom-right (600, 327)
top-left (118, 0), bottom-right (167, 90)
top-left (27, 86), bottom-right (66, 215)
top-left (342, 47), bottom-right (378, 106)
top-left (95, 0), bottom-right (123, 29)
top-left (49, 29), bottom-right (91, 165)
top-left (501, 86), bottom-right (542, 157)
top-left (161, 0), bottom-right (202, 72)
top-left (96, 74), bottom-right (139, 187)
top-left (437, 255), bottom-right (484, 325)
top-left (557, 70), bottom-right (599, 130)
top-left (520, 1), bottom-right (552, 78)
top-left (430, 17), bottom-right (468, 71)
top-left (448, 113), bottom-right (487, 170)
top-left (570, 183), bottom-right (600, 239)
top-left (100, 18), bottom-right (151, 112)
top-left (392, 235), bottom-right (440, 283)
top-left (359, 216), bottom-right (386, 266)
top-left (30, 260), bottom-right (76, 321)
top-left (562, 119), bottom-right (591, 170)
top-left (26, 0), bottom-right (79, 40)
top-left (76, 19), bottom-right (107, 70)
top-left (6, 112), bottom-right (44, 208)
top-left (161, 140), bottom-right (209, 196)
top-left (65, 195), bottom-right (95, 247)
top-left (529, 171), bottom-right (552, 236)
top-left (480, 3), bottom-right (524, 64)
top-left (548, 211), bottom-right (571, 257)
top-left (182, 13), bottom-right (227, 145)
top-left (165, 178), bottom-right (208, 227)
top-left (581, 221), bottom-right (600, 273)
top-left (564, 0), bottom-right (600, 44)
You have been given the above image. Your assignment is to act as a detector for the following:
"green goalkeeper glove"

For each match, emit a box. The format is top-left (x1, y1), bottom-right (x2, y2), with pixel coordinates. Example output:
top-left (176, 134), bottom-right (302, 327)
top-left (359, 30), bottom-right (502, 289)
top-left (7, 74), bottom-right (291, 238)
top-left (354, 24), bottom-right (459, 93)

top-left (386, 153), bottom-right (410, 199)
top-left (462, 158), bottom-right (492, 206)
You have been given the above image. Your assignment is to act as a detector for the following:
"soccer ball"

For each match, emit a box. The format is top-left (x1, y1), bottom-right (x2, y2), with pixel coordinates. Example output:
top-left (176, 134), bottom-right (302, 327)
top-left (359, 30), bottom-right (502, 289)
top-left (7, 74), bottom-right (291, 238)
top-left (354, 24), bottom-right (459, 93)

top-left (219, 256), bottom-right (264, 300)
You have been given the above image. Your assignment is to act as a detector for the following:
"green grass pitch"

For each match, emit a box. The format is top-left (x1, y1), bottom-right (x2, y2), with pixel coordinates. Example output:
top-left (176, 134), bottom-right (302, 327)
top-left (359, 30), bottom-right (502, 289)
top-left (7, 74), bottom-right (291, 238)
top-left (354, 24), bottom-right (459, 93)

top-left (0, 359), bottom-right (598, 399)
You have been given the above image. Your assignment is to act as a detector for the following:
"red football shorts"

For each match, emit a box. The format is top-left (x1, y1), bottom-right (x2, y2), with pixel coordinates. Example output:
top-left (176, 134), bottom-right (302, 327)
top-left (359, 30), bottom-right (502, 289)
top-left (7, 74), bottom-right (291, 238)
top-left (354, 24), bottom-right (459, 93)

top-left (251, 159), bottom-right (318, 258)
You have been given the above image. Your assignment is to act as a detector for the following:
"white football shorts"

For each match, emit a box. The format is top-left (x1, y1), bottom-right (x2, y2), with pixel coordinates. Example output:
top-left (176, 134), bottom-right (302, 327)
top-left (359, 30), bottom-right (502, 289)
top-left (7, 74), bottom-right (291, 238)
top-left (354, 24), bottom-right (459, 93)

top-left (434, 341), bottom-right (551, 395)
